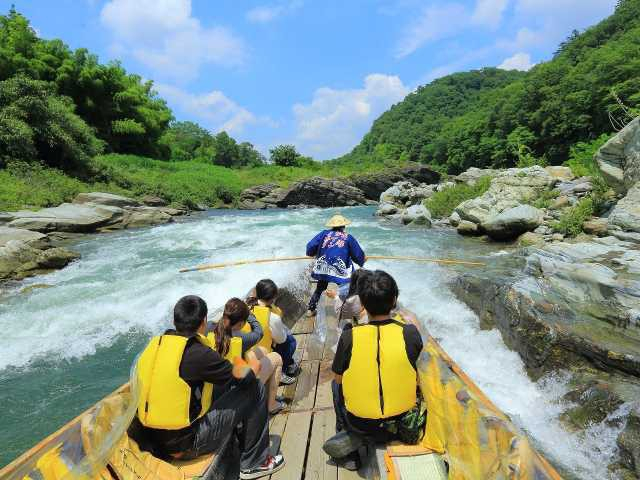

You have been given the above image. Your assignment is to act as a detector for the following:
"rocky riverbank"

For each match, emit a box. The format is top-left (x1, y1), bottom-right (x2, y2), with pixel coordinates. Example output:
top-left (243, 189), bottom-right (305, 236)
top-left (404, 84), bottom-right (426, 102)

top-left (237, 164), bottom-right (440, 209)
top-left (0, 192), bottom-right (186, 282)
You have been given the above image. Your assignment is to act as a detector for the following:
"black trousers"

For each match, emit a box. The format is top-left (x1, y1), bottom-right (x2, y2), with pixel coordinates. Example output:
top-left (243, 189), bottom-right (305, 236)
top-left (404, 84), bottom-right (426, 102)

top-left (308, 280), bottom-right (329, 311)
top-left (190, 379), bottom-right (270, 470)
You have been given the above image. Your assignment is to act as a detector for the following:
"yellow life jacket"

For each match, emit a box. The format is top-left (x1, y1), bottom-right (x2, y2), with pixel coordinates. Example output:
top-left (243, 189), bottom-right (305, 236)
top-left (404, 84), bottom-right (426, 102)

top-left (136, 334), bottom-right (214, 430)
top-left (342, 320), bottom-right (417, 419)
top-left (205, 331), bottom-right (242, 362)
top-left (241, 305), bottom-right (273, 352)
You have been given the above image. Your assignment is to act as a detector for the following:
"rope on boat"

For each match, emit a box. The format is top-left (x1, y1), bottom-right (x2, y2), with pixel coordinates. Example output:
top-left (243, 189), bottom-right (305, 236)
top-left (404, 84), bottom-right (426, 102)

top-left (179, 255), bottom-right (485, 273)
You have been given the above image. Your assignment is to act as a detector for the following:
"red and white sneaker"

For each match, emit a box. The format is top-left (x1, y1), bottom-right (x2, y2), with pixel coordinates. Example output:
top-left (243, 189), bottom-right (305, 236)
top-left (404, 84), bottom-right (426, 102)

top-left (240, 454), bottom-right (285, 479)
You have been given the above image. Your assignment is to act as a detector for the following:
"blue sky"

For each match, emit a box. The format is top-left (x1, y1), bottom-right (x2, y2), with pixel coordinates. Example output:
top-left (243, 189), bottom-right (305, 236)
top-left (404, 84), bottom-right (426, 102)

top-left (4, 0), bottom-right (618, 159)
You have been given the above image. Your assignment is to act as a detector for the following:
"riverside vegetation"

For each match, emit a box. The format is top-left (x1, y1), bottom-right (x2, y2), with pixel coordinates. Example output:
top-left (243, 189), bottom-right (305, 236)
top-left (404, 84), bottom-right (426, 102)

top-left (2, 1), bottom-right (640, 213)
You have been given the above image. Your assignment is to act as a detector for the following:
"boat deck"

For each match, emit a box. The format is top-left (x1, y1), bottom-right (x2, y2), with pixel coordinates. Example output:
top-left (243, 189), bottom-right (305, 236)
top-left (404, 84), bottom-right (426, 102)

top-left (269, 311), bottom-right (384, 480)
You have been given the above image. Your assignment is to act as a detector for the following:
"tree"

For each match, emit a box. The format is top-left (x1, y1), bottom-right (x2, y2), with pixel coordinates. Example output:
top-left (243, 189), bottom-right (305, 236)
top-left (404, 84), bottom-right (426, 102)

top-left (0, 75), bottom-right (104, 170)
top-left (270, 144), bottom-right (301, 166)
top-left (238, 142), bottom-right (265, 167)
top-left (159, 121), bottom-right (214, 162)
top-left (212, 131), bottom-right (240, 167)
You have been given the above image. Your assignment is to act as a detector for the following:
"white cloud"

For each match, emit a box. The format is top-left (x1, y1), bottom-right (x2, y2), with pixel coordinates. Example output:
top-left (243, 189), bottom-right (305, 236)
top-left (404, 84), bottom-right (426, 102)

top-left (246, 1), bottom-right (303, 24)
top-left (497, 0), bottom-right (617, 53)
top-left (100, 0), bottom-right (246, 80)
top-left (498, 52), bottom-right (533, 71)
top-left (472, 0), bottom-right (510, 29)
top-left (154, 83), bottom-right (266, 135)
top-left (292, 74), bottom-right (409, 159)
top-left (395, 3), bottom-right (468, 58)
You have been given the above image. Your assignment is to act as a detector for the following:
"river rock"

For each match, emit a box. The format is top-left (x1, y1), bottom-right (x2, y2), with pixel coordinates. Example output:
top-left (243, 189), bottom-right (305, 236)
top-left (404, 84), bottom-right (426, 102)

top-left (518, 232), bottom-right (545, 247)
top-left (449, 211), bottom-right (461, 227)
top-left (376, 203), bottom-right (398, 216)
top-left (583, 218), bottom-right (609, 236)
top-left (618, 402), bottom-right (640, 477)
top-left (457, 220), bottom-right (479, 235)
top-left (351, 165), bottom-right (440, 200)
top-left (7, 203), bottom-right (125, 233)
top-left (482, 205), bottom-right (544, 241)
top-left (549, 195), bottom-right (570, 210)
top-left (0, 226), bottom-right (47, 248)
top-left (455, 166), bottom-right (554, 226)
top-left (401, 204), bottom-right (432, 227)
top-left (562, 381), bottom-right (623, 430)
top-left (102, 207), bottom-right (173, 231)
top-left (545, 166), bottom-right (574, 181)
top-left (238, 184), bottom-right (281, 210)
top-left (141, 195), bottom-right (168, 207)
top-left (275, 177), bottom-right (368, 208)
top-left (0, 240), bottom-right (79, 280)
top-left (597, 117), bottom-right (640, 193)
top-left (73, 192), bottom-right (141, 208)
top-left (609, 183), bottom-right (640, 233)
top-left (454, 167), bottom-right (501, 185)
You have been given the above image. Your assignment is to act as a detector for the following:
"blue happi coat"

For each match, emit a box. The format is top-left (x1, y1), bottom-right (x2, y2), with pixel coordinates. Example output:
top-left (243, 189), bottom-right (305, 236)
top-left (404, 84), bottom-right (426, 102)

top-left (306, 230), bottom-right (366, 284)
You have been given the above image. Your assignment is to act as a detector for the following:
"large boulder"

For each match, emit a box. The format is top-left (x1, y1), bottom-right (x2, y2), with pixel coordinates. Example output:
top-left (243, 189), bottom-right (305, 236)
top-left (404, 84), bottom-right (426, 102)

top-left (103, 208), bottom-right (173, 231)
top-left (141, 195), bottom-right (168, 207)
top-left (0, 239), bottom-right (79, 280)
top-left (379, 181), bottom-right (436, 208)
top-left (7, 203), bottom-right (125, 233)
top-left (275, 177), bottom-right (368, 208)
top-left (454, 167), bottom-right (501, 185)
top-left (0, 226), bottom-right (47, 248)
top-left (455, 166), bottom-right (554, 226)
top-left (375, 202), bottom-right (398, 216)
top-left (482, 205), bottom-right (544, 241)
top-left (596, 117), bottom-right (640, 193)
top-left (609, 182), bottom-right (640, 233)
top-left (544, 166), bottom-right (574, 182)
top-left (401, 204), bottom-right (432, 227)
top-left (73, 192), bottom-right (141, 208)
top-left (238, 184), bottom-right (281, 210)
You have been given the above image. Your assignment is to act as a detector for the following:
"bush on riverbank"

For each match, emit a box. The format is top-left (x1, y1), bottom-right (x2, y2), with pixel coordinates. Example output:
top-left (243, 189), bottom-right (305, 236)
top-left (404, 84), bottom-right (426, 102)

top-left (553, 197), bottom-right (594, 237)
top-left (424, 177), bottom-right (491, 218)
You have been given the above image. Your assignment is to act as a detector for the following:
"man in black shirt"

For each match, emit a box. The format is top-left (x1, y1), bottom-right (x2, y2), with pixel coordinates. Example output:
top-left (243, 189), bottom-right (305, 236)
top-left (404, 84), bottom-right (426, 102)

top-left (325, 271), bottom-right (423, 470)
top-left (135, 295), bottom-right (285, 479)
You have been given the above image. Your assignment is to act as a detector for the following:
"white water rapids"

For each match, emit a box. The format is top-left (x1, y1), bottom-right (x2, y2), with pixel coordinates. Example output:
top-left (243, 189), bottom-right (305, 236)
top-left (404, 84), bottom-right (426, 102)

top-left (0, 207), bottom-right (626, 476)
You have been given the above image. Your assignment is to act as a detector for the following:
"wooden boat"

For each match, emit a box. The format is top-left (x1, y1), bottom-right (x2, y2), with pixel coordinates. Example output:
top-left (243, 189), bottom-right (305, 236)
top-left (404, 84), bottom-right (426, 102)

top-left (0, 290), bottom-right (562, 480)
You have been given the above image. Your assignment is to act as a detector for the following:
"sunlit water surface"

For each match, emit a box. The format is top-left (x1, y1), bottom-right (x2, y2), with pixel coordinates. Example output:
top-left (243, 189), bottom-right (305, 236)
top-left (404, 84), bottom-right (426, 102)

top-left (0, 207), bottom-right (625, 477)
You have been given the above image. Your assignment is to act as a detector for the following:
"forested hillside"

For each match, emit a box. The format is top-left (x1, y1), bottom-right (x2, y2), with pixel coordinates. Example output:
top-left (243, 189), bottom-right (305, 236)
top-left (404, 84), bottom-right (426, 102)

top-left (339, 0), bottom-right (640, 173)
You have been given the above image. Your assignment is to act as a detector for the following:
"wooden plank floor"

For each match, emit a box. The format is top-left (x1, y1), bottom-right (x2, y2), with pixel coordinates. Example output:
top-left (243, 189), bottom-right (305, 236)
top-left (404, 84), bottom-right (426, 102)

top-left (269, 300), bottom-right (382, 480)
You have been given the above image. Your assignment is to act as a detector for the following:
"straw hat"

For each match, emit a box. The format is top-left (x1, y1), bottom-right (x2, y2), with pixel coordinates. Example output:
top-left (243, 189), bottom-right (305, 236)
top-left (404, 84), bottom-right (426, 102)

top-left (325, 214), bottom-right (351, 228)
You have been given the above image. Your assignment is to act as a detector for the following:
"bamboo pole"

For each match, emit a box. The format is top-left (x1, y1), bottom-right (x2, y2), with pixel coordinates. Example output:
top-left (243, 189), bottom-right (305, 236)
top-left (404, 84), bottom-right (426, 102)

top-left (179, 255), bottom-right (484, 273)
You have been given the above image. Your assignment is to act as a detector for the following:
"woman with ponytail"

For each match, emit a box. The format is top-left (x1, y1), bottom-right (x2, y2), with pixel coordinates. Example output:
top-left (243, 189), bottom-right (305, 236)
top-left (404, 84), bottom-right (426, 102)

top-left (210, 297), bottom-right (286, 415)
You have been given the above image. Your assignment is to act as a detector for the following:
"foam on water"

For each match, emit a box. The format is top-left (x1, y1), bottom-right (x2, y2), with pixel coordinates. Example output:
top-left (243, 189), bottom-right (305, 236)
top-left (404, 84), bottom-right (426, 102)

top-left (0, 206), bottom-right (626, 477)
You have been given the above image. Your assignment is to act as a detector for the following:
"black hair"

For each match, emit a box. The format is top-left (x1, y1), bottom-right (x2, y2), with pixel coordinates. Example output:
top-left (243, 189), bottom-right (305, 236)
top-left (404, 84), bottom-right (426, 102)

top-left (331, 226), bottom-right (345, 232)
top-left (174, 295), bottom-right (208, 334)
top-left (246, 279), bottom-right (278, 308)
top-left (346, 268), bottom-right (370, 299)
top-left (358, 270), bottom-right (399, 316)
top-left (215, 298), bottom-right (250, 356)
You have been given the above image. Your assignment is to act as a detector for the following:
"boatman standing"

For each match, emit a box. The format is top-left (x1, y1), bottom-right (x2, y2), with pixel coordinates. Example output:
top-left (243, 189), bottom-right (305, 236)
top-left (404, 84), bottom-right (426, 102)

top-left (305, 214), bottom-right (366, 316)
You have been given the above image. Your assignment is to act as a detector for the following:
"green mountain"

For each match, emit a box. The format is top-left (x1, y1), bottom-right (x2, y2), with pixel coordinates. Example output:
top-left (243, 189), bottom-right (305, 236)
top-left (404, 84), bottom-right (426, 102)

top-left (339, 0), bottom-right (640, 174)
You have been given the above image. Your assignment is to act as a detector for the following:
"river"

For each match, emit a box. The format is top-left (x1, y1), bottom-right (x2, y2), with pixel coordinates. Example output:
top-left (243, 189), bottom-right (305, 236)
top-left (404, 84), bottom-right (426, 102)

top-left (0, 207), bottom-right (623, 477)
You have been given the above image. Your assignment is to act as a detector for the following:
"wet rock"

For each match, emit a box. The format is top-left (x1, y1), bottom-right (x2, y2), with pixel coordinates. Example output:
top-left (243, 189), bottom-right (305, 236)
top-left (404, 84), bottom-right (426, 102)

top-left (101, 207), bottom-right (173, 231)
top-left (618, 403), bottom-right (640, 477)
top-left (351, 164), bottom-right (440, 200)
top-left (482, 204), bottom-right (544, 241)
top-left (0, 240), bottom-right (79, 280)
top-left (401, 204), bottom-right (432, 227)
top-left (457, 220), bottom-right (479, 236)
top-left (376, 203), bottom-right (398, 216)
top-left (141, 195), bottom-right (168, 207)
top-left (583, 218), bottom-right (609, 236)
top-left (597, 117), bottom-right (640, 193)
top-left (73, 192), bottom-right (141, 208)
top-left (551, 233), bottom-right (565, 242)
top-left (0, 226), bottom-right (47, 249)
top-left (562, 381), bottom-right (624, 430)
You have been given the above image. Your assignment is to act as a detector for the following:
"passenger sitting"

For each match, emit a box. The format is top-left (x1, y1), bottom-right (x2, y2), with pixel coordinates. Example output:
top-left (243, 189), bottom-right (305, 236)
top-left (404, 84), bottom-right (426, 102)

top-left (213, 297), bottom-right (287, 415)
top-left (248, 279), bottom-right (300, 379)
top-left (324, 271), bottom-right (424, 471)
top-left (326, 268), bottom-right (371, 328)
top-left (134, 295), bottom-right (285, 479)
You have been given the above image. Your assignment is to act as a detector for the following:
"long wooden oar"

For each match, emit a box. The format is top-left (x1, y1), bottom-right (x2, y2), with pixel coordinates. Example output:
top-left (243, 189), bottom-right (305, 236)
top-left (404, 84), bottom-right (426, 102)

top-left (179, 255), bottom-right (484, 273)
